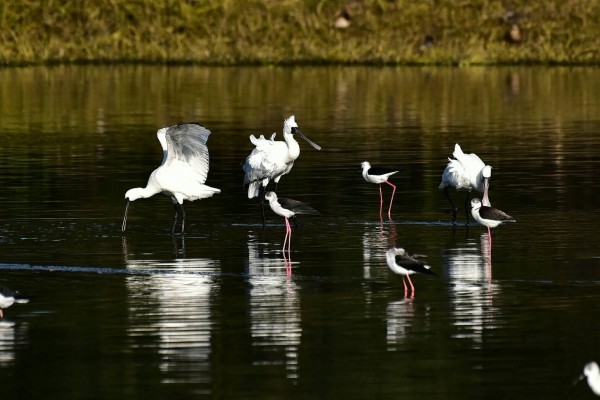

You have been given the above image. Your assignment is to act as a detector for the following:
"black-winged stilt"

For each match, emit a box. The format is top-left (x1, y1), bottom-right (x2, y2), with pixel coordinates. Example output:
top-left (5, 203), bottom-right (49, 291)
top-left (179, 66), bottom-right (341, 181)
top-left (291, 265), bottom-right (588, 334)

top-left (470, 198), bottom-right (515, 245)
top-left (264, 191), bottom-right (321, 257)
top-left (122, 123), bottom-right (220, 235)
top-left (243, 116), bottom-right (321, 227)
top-left (361, 161), bottom-right (399, 220)
top-left (575, 362), bottom-right (600, 396)
top-left (0, 286), bottom-right (29, 318)
top-left (439, 143), bottom-right (492, 223)
top-left (386, 247), bottom-right (436, 297)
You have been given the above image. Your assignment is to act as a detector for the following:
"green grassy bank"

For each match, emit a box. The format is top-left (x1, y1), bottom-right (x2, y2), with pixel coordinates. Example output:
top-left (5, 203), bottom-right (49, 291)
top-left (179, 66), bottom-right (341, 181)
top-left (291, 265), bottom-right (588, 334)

top-left (1, 0), bottom-right (600, 66)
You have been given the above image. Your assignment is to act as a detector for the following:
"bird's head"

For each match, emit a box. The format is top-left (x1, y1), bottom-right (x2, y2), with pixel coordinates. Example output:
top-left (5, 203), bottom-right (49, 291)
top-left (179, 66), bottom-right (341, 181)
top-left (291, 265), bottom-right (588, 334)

top-left (124, 188), bottom-right (146, 202)
top-left (283, 115), bottom-right (321, 150)
top-left (361, 161), bottom-right (371, 170)
top-left (264, 191), bottom-right (277, 202)
top-left (471, 198), bottom-right (482, 210)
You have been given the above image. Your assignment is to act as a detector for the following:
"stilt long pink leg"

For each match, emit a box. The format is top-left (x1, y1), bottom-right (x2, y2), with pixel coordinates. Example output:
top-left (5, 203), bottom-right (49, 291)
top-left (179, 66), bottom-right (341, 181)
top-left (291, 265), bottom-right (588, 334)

top-left (402, 277), bottom-right (408, 297)
top-left (379, 185), bottom-right (384, 220)
top-left (284, 217), bottom-right (292, 257)
top-left (385, 180), bottom-right (397, 220)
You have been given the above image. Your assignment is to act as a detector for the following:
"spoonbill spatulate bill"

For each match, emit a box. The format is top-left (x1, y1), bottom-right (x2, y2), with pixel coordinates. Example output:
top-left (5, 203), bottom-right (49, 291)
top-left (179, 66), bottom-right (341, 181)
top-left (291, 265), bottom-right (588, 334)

top-left (439, 143), bottom-right (491, 224)
top-left (243, 116), bottom-right (321, 227)
top-left (575, 362), bottom-right (600, 396)
top-left (0, 286), bottom-right (29, 318)
top-left (470, 198), bottom-right (515, 245)
top-left (122, 123), bottom-right (220, 234)
top-left (386, 247), bottom-right (436, 297)
top-left (361, 161), bottom-right (400, 220)
top-left (264, 191), bottom-right (321, 257)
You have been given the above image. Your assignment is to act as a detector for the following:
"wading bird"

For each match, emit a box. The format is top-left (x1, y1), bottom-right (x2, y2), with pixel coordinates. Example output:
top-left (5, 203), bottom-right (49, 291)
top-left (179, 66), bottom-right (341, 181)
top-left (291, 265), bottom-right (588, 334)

top-left (470, 198), bottom-right (515, 245)
top-left (0, 286), bottom-right (29, 318)
top-left (361, 161), bottom-right (400, 220)
top-left (243, 116), bottom-right (321, 227)
top-left (386, 247), bottom-right (436, 297)
top-left (264, 191), bottom-right (321, 257)
top-left (439, 143), bottom-right (492, 224)
top-left (122, 123), bottom-right (220, 235)
top-left (575, 362), bottom-right (600, 396)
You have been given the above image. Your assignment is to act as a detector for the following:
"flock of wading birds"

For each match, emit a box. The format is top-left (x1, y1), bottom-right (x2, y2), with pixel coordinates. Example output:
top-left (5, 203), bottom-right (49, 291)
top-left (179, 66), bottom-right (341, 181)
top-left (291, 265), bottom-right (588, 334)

top-left (1, 116), bottom-right (599, 395)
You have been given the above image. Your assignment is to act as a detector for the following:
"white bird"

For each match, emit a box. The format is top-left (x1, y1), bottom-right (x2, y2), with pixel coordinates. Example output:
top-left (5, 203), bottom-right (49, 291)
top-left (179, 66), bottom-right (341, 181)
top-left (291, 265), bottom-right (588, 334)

top-left (575, 361), bottom-right (600, 396)
top-left (122, 123), bottom-right (220, 234)
top-left (243, 116), bottom-right (321, 226)
top-left (361, 161), bottom-right (400, 220)
top-left (386, 247), bottom-right (436, 297)
top-left (439, 143), bottom-right (492, 223)
top-left (0, 286), bottom-right (29, 318)
top-left (470, 198), bottom-right (515, 245)
top-left (264, 191), bottom-right (321, 257)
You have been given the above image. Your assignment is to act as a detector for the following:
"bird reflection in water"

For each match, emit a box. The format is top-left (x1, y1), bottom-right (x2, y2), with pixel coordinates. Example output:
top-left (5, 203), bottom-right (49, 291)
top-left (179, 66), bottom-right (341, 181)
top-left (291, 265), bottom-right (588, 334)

top-left (247, 233), bottom-right (302, 380)
top-left (0, 320), bottom-right (28, 367)
top-left (386, 298), bottom-right (414, 350)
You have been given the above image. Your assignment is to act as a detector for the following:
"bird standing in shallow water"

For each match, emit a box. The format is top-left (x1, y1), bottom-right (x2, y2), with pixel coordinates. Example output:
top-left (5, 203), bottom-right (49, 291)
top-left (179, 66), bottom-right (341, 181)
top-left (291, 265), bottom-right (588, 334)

top-left (122, 123), bottom-right (220, 235)
top-left (386, 247), bottom-right (436, 298)
top-left (575, 362), bottom-right (600, 396)
top-left (361, 161), bottom-right (400, 220)
top-left (243, 116), bottom-right (321, 227)
top-left (470, 198), bottom-right (515, 246)
top-left (439, 143), bottom-right (492, 224)
top-left (0, 286), bottom-right (29, 318)
top-left (264, 191), bottom-right (321, 258)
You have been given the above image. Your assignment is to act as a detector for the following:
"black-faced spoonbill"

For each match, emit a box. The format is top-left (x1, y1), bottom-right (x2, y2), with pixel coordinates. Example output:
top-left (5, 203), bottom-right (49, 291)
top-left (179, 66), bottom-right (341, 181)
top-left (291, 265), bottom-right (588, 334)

top-left (264, 191), bottom-right (321, 257)
top-left (0, 286), bottom-right (29, 318)
top-left (122, 123), bottom-right (220, 234)
top-left (243, 116), bottom-right (321, 227)
top-left (386, 247), bottom-right (436, 298)
top-left (439, 143), bottom-right (492, 224)
top-left (470, 198), bottom-right (515, 245)
top-left (575, 362), bottom-right (600, 396)
top-left (361, 161), bottom-right (400, 220)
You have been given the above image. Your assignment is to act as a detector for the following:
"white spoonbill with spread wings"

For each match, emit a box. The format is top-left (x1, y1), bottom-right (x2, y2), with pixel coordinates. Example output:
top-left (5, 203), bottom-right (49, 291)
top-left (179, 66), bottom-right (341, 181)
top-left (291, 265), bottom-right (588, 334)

top-left (439, 143), bottom-right (491, 224)
top-left (122, 123), bottom-right (220, 234)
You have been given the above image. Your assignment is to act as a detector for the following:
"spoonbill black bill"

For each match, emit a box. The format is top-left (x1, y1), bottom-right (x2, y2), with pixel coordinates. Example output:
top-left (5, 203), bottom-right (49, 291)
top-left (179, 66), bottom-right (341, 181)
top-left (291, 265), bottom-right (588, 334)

top-left (575, 362), bottom-right (600, 396)
top-left (0, 286), bottom-right (29, 318)
top-left (386, 247), bottom-right (436, 297)
top-left (361, 161), bottom-right (400, 220)
top-left (264, 191), bottom-right (321, 257)
top-left (439, 143), bottom-right (492, 224)
top-left (122, 123), bottom-right (220, 234)
top-left (470, 198), bottom-right (515, 245)
top-left (243, 116), bottom-right (321, 227)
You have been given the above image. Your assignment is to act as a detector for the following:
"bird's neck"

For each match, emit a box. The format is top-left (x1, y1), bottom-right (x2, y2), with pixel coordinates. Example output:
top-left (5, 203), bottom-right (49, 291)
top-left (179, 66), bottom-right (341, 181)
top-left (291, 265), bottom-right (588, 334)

top-left (284, 133), bottom-right (300, 158)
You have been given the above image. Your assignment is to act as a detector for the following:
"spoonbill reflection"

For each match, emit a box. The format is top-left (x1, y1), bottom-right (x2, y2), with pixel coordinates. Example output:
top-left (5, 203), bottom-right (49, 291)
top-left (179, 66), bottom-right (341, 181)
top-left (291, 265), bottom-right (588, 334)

top-left (243, 116), bottom-right (321, 227)
top-left (575, 362), bottom-right (600, 396)
top-left (264, 191), bottom-right (321, 257)
top-left (361, 161), bottom-right (399, 220)
top-left (0, 286), bottom-right (29, 318)
top-left (439, 143), bottom-right (491, 224)
top-left (386, 247), bottom-right (436, 298)
top-left (122, 123), bottom-right (220, 235)
top-left (470, 198), bottom-right (515, 245)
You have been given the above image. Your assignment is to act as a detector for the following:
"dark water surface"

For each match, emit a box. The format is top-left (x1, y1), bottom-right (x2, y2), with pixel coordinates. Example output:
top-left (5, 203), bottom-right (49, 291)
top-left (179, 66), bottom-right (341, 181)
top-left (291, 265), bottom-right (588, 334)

top-left (0, 66), bottom-right (599, 399)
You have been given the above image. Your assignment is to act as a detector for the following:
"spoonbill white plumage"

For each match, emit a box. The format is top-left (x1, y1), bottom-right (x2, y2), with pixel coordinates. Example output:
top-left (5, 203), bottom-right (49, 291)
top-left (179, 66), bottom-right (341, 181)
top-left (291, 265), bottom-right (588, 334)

top-left (122, 123), bottom-right (220, 234)
top-left (264, 191), bottom-right (321, 257)
top-left (0, 286), bottom-right (29, 318)
top-left (386, 247), bottom-right (436, 297)
top-left (470, 198), bottom-right (515, 245)
top-left (575, 362), bottom-right (600, 396)
top-left (361, 161), bottom-right (399, 220)
top-left (439, 143), bottom-right (492, 223)
top-left (243, 116), bottom-right (321, 226)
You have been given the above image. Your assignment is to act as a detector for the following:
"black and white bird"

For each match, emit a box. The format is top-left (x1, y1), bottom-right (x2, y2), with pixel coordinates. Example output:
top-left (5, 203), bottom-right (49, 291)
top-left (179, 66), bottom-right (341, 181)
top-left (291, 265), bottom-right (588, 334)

top-left (0, 286), bottom-right (29, 318)
top-left (470, 198), bottom-right (515, 244)
top-left (361, 161), bottom-right (400, 220)
top-left (264, 191), bottom-right (321, 257)
top-left (439, 143), bottom-right (492, 223)
top-left (122, 123), bottom-right (220, 234)
top-left (575, 362), bottom-right (600, 396)
top-left (386, 247), bottom-right (436, 297)
top-left (243, 116), bottom-right (321, 227)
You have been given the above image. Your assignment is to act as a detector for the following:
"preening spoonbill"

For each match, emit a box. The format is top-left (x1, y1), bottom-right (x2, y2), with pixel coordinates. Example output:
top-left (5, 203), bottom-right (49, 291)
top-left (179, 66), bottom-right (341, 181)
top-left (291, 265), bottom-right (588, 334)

top-left (122, 123), bottom-right (220, 234)
top-left (439, 143), bottom-right (491, 223)
top-left (361, 161), bottom-right (400, 220)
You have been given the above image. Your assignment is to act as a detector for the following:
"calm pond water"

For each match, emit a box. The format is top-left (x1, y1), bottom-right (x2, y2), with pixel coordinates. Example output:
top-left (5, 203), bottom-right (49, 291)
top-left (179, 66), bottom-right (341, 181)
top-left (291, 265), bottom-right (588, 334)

top-left (0, 65), bottom-right (599, 399)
